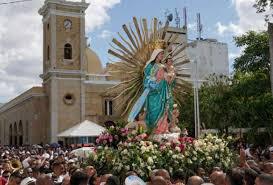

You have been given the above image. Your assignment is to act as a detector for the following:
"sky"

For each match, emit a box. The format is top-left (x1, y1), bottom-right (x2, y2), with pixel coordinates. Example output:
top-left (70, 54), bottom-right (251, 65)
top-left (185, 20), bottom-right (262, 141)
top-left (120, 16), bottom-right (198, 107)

top-left (0, 0), bottom-right (271, 103)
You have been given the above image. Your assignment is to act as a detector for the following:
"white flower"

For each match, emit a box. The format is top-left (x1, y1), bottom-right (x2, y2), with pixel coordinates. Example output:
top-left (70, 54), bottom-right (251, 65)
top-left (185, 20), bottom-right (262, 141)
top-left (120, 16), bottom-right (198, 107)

top-left (227, 136), bottom-right (232, 140)
top-left (147, 157), bottom-right (154, 165)
top-left (192, 157), bottom-right (197, 161)
top-left (206, 156), bottom-right (212, 161)
top-left (141, 146), bottom-right (146, 153)
top-left (219, 143), bottom-right (225, 149)
top-left (122, 149), bottom-right (128, 155)
top-left (175, 146), bottom-right (181, 152)
top-left (187, 159), bottom-right (193, 164)
top-left (215, 139), bottom-right (222, 144)
top-left (165, 142), bottom-right (171, 147)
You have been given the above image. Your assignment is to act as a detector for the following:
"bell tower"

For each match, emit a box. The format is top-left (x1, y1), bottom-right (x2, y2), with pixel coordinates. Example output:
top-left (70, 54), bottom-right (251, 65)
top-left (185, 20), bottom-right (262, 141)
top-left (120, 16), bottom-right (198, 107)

top-left (39, 0), bottom-right (89, 142)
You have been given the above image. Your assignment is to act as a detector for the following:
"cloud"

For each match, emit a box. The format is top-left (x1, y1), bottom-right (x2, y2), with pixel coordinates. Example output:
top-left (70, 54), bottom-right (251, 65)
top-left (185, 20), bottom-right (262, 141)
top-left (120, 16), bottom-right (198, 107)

top-left (216, 22), bottom-right (242, 35)
top-left (0, 0), bottom-right (120, 103)
top-left (85, 0), bottom-right (121, 32)
top-left (187, 22), bottom-right (196, 31)
top-left (98, 30), bottom-right (113, 39)
top-left (229, 48), bottom-right (243, 60)
top-left (216, 0), bottom-right (271, 36)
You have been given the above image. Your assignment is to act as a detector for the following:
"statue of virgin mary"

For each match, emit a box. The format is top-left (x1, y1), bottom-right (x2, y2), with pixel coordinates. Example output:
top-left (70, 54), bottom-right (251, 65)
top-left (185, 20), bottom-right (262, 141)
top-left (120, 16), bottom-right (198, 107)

top-left (107, 17), bottom-right (191, 134)
top-left (128, 48), bottom-right (174, 133)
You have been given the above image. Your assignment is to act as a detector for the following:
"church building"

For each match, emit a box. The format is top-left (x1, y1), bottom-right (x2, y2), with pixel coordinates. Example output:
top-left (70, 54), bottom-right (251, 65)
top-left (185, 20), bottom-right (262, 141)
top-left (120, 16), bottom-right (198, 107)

top-left (0, 0), bottom-right (120, 145)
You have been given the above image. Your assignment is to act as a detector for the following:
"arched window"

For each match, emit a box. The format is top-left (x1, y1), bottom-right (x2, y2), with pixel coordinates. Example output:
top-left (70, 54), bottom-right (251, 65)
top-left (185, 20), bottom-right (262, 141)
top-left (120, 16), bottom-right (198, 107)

top-left (26, 121), bottom-right (29, 144)
top-left (64, 43), bottom-right (72, 59)
top-left (14, 122), bottom-right (17, 146)
top-left (9, 124), bottom-right (12, 146)
top-left (19, 121), bottom-right (23, 146)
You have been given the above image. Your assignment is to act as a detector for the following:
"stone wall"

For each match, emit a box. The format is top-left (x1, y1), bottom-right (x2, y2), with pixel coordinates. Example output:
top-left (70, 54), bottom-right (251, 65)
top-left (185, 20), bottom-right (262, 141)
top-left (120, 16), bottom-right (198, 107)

top-left (0, 87), bottom-right (49, 145)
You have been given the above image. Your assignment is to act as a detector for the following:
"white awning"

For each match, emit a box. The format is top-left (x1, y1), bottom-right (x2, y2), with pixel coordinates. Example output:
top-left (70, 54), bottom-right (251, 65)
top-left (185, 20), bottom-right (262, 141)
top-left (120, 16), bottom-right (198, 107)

top-left (57, 120), bottom-right (105, 137)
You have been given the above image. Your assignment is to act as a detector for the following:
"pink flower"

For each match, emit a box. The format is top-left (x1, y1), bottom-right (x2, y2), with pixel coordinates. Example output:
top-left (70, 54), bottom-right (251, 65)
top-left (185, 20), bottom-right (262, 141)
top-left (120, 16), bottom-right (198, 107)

top-left (179, 144), bottom-right (185, 152)
top-left (114, 135), bottom-right (119, 140)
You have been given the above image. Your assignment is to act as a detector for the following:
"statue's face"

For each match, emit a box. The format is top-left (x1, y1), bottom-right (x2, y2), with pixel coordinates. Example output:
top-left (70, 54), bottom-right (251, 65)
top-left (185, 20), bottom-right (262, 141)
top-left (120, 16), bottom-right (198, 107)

top-left (166, 58), bottom-right (173, 66)
top-left (156, 51), bottom-right (164, 62)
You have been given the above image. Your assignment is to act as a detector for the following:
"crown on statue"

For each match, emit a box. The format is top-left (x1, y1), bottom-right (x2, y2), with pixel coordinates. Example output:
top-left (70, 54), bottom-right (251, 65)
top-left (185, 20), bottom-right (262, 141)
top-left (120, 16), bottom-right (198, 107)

top-left (153, 39), bottom-right (166, 49)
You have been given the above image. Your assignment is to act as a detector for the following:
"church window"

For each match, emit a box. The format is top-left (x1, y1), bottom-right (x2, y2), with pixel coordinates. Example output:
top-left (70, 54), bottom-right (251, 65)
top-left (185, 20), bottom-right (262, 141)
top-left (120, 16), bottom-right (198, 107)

top-left (63, 93), bottom-right (75, 105)
top-left (64, 43), bottom-right (72, 59)
top-left (105, 100), bottom-right (113, 116)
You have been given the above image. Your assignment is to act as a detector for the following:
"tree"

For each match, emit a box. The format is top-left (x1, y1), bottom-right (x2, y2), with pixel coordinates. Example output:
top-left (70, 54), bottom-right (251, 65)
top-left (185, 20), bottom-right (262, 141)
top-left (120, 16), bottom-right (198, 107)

top-left (233, 31), bottom-right (270, 74)
top-left (179, 31), bottom-right (273, 143)
top-left (254, 0), bottom-right (273, 13)
top-left (254, 1), bottom-right (273, 95)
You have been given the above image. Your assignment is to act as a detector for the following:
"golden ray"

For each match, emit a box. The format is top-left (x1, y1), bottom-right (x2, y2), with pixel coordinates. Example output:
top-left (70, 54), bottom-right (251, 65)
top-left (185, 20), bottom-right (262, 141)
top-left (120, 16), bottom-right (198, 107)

top-left (133, 17), bottom-right (143, 44)
top-left (122, 24), bottom-right (138, 50)
top-left (118, 32), bottom-right (136, 54)
top-left (112, 38), bottom-right (134, 57)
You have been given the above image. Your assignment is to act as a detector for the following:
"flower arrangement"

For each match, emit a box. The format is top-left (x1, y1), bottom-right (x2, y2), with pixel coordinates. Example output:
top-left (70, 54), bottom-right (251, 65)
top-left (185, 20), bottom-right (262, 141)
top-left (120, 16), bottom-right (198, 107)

top-left (88, 125), bottom-right (236, 181)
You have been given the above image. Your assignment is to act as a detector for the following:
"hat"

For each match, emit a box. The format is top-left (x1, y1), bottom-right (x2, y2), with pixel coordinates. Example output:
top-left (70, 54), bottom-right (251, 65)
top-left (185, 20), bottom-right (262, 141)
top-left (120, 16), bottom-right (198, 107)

top-left (125, 175), bottom-right (145, 185)
top-left (68, 159), bottom-right (75, 164)
top-left (20, 177), bottom-right (36, 185)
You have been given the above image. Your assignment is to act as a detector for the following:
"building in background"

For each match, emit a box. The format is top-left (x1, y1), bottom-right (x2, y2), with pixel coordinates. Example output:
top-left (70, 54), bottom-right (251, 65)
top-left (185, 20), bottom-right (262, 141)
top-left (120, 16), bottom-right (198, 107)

top-left (166, 27), bottom-right (229, 84)
top-left (0, 0), bottom-right (121, 145)
top-left (186, 39), bottom-right (229, 81)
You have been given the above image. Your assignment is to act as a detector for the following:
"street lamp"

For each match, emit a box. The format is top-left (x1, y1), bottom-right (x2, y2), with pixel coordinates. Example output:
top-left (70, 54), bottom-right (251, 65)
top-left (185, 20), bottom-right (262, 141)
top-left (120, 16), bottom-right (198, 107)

top-left (193, 59), bottom-right (201, 138)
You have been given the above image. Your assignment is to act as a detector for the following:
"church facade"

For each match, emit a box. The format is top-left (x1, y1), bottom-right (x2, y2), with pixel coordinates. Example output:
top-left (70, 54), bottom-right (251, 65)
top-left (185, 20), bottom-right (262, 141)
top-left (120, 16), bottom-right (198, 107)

top-left (0, 0), bottom-right (121, 145)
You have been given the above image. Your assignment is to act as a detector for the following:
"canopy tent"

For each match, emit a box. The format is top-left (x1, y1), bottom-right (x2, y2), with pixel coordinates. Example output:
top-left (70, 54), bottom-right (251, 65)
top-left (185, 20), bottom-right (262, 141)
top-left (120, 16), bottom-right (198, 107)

top-left (57, 120), bottom-right (106, 138)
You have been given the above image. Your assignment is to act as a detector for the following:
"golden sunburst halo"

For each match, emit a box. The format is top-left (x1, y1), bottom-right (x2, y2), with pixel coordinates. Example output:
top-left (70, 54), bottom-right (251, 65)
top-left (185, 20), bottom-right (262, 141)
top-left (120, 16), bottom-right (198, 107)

top-left (107, 17), bottom-right (192, 117)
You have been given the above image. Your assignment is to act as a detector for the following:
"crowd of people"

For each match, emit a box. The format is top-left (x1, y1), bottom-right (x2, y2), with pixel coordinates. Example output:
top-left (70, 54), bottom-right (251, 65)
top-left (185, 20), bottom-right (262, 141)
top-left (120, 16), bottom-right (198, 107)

top-left (0, 143), bottom-right (272, 185)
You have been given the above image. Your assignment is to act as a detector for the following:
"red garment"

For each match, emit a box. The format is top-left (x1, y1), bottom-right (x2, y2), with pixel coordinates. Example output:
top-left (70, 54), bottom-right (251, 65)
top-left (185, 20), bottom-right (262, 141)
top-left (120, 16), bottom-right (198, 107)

top-left (0, 177), bottom-right (7, 185)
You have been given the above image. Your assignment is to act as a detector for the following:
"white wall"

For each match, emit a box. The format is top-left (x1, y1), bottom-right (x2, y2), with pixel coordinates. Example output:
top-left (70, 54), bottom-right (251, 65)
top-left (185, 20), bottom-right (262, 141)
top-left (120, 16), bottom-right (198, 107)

top-left (185, 39), bottom-right (229, 81)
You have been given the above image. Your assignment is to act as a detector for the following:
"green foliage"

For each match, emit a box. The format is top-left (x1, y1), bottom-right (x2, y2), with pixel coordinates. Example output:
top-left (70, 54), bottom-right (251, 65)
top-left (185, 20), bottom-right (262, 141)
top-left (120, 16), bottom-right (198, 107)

top-left (254, 0), bottom-right (273, 13)
top-left (233, 31), bottom-right (270, 74)
top-left (178, 93), bottom-right (195, 135)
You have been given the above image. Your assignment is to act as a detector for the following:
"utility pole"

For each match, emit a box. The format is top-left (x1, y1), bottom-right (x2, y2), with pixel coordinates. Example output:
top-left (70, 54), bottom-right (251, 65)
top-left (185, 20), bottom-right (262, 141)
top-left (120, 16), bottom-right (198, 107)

top-left (268, 22), bottom-right (273, 95)
top-left (193, 59), bottom-right (200, 138)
